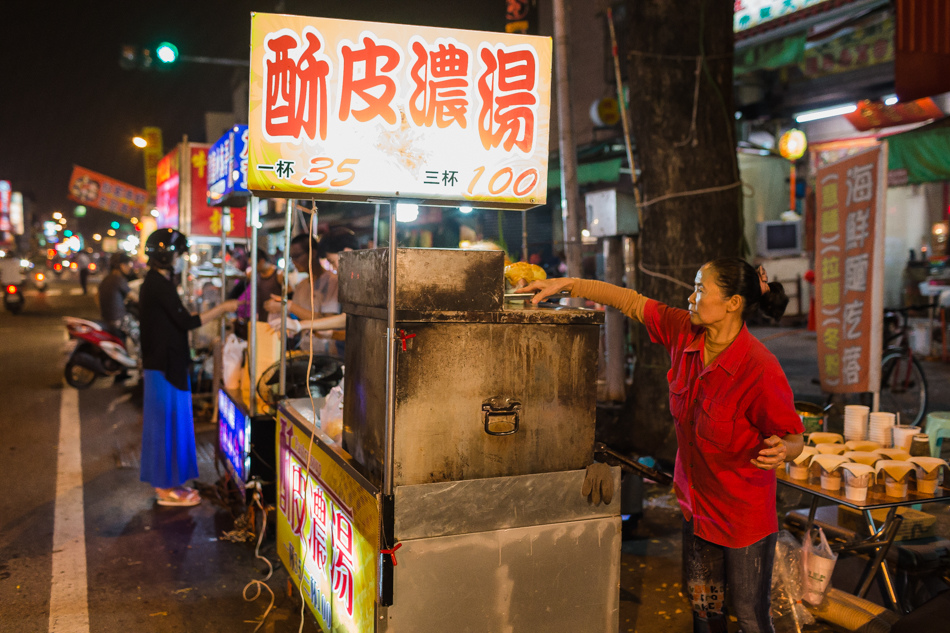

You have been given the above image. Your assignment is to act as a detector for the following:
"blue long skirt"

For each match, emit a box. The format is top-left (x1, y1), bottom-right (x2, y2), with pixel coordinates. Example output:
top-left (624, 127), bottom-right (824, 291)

top-left (140, 369), bottom-right (199, 489)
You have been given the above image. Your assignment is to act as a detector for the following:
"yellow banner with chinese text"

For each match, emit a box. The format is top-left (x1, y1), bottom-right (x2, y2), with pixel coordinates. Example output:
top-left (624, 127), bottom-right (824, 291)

top-left (814, 145), bottom-right (886, 393)
top-left (276, 412), bottom-right (379, 633)
top-left (248, 13), bottom-right (552, 210)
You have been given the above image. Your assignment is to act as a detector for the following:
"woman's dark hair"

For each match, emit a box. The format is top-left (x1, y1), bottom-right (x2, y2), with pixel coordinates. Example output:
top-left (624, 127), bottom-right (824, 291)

top-left (256, 248), bottom-right (271, 264)
top-left (706, 257), bottom-right (789, 322)
top-left (290, 233), bottom-right (323, 257)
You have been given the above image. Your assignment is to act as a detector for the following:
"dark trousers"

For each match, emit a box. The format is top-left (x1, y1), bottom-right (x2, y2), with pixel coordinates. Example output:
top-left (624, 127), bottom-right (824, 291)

top-left (682, 519), bottom-right (777, 633)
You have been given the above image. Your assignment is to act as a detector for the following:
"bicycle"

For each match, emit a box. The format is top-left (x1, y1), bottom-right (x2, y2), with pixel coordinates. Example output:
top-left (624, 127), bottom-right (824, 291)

top-left (878, 303), bottom-right (935, 427)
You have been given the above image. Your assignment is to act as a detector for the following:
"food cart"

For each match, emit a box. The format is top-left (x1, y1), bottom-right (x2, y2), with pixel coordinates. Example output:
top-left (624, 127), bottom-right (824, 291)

top-left (246, 12), bottom-right (621, 632)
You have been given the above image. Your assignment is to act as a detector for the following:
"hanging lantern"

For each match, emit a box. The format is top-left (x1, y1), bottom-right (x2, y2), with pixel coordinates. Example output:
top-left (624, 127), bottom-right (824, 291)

top-left (779, 129), bottom-right (808, 161)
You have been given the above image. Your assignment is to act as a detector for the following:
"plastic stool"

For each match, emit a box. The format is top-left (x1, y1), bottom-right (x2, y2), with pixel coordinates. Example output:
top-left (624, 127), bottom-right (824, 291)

top-left (924, 412), bottom-right (950, 457)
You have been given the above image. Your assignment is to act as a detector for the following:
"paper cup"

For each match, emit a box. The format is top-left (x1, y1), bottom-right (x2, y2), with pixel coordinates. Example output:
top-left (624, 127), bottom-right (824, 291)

top-left (893, 425), bottom-right (922, 452)
top-left (845, 484), bottom-right (868, 501)
top-left (788, 463), bottom-right (809, 480)
top-left (821, 472), bottom-right (842, 491)
top-left (884, 480), bottom-right (908, 498)
top-left (917, 476), bottom-right (939, 494)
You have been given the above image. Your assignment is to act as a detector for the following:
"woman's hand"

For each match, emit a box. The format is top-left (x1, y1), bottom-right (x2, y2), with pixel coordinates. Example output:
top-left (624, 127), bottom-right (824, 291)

top-left (518, 277), bottom-right (575, 305)
top-left (220, 299), bottom-right (240, 313)
top-left (262, 293), bottom-right (283, 314)
top-left (751, 435), bottom-right (787, 470)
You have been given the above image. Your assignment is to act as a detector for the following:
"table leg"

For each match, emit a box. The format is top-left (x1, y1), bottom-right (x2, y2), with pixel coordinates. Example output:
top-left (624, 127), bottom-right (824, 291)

top-left (855, 509), bottom-right (904, 613)
top-left (804, 496), bottom-right (819, 536)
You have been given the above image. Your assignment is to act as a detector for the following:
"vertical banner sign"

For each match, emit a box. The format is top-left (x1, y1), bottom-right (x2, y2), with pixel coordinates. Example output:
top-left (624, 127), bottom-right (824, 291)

top-left (277, 414), bottom-right (379, 633)
top-left (815, 146), bottom-right (886, 393)
top-left (247, 13), bottom-right (551, 209)
top-left (155, 148), bottom-right (180, 229)
top-left (192, 144), bottom-right (248, 237)
top-left (0, 181), bottom-right (11, 235)
top-left (207, 125), bottom-right (250, 207)
top-left (142, 127), bottom-right (164, 199)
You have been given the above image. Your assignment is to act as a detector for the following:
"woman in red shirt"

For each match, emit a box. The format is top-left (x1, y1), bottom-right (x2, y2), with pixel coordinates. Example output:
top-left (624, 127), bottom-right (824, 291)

top-left (524, 258), bottom-right (804, 633)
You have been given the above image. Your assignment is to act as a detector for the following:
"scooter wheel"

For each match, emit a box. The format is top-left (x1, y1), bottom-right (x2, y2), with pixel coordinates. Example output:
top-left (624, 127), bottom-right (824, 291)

top-left (5, 302), bottom-right (22, 315)
top-left (65, 361), bottom-right (97, 389)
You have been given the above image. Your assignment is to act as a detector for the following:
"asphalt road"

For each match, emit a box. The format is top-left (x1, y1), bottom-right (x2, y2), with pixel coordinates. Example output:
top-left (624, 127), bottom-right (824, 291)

top-left (0, 275), bottom-right (319, 633)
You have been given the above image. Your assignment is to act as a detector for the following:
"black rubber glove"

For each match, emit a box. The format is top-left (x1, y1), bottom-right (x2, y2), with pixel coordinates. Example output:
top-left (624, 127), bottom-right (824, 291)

top-left (581, 462), bottom-right (613, 506)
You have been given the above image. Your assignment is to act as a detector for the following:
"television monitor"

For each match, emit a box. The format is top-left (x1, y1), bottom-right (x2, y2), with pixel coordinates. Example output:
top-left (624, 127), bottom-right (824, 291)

top-left (756, 220), bottom-right (802, 258)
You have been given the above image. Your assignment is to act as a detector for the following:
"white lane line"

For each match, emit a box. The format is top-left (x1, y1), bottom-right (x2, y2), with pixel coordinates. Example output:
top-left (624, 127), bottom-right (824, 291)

top-left (48, 289), bottom-right (63, 297)
top-left (48, 386), bottom-right (90, 633)
top-left (69, 289), bottom-right (84, 296)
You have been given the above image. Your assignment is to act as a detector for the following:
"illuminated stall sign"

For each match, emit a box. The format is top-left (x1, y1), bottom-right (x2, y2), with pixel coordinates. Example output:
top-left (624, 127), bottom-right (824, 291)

top-left (815, 145), bottom-right (886, 393)
top-left (248, 13), bottom-right (552, 209)
top-left (155, 148), bottom-right (180, 229)
top-left (208, 125), bottom-right (250, 207)
top-left (218, 389), bottom-right (250, 483)
top-left (277, 413), bottom-right (379, 633)
top-left (66, 166), bottom-right (149, 220)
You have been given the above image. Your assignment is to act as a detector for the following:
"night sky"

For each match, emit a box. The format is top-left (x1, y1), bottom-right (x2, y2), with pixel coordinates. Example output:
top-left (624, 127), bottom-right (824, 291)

top-left (0, 1), bottom-right (505, 228)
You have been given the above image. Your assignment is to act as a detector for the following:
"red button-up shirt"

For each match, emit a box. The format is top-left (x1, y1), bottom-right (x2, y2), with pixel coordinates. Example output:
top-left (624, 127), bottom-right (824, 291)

top-left (644, 299), bottom-right (804, 548)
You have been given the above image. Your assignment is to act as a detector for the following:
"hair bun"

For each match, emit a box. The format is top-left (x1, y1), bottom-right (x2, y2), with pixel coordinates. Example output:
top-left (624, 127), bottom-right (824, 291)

top-left (759, 281), bottom-right (789, 322)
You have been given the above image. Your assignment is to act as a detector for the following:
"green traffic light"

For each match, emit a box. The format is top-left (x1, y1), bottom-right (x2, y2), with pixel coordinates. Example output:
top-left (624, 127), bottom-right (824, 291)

top-left (110, 221), bottom-right (120, 229)
top-left (156, 42), bottom-right (179, 64)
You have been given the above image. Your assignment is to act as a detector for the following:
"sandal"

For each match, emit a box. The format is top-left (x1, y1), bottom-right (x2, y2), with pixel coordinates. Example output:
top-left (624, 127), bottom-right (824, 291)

top-left (155, 486), bottom-right (201, 507)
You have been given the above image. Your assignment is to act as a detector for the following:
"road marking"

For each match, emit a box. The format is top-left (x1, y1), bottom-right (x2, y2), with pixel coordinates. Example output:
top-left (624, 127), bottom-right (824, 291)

top-left (48, 289), bottom-right (63, 297)
top-left (48, 387), bottom-right (90, 633)
top-left (69, 289), bottom-right (85, 296)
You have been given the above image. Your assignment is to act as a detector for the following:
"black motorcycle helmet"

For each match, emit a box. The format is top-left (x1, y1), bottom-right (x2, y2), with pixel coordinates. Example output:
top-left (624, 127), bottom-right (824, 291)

top-left (145, 228), bottom-right (188, 269)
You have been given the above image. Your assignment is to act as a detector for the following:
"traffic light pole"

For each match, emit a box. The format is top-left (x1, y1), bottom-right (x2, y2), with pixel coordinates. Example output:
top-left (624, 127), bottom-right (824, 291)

top-left (178, 55), bottom-right (248, 67)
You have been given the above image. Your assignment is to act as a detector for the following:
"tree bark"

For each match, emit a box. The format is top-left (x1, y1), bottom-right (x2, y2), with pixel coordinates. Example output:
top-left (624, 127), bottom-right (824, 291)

top-left (621, 0), bottom-right (741, 461)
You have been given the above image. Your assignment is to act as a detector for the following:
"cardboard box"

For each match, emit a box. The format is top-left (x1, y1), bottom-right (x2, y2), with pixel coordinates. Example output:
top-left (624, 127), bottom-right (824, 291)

top-left (837, 505), bottom-right (936, 541)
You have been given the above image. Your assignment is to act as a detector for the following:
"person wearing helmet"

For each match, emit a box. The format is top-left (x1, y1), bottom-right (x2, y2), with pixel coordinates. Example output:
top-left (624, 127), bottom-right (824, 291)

top-left (139, 229), bottom-right (239, 507)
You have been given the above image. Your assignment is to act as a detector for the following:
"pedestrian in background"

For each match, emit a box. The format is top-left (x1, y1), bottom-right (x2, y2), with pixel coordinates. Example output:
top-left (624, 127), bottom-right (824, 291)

top-left (139, 229), bottom-right (238, 507)
top-left (76, 251), bottom-right (91, 295)
top-left (97, 252), bottom-right (133, 337)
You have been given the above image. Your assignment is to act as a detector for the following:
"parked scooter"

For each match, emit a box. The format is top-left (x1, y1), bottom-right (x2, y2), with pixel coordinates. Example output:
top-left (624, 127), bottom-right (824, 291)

top-left (3, 282), bottom-right (23, 314)
top-left (1, 257), bottom-right (24, 314)
top-left (63, 316), bottom-right (138, 389)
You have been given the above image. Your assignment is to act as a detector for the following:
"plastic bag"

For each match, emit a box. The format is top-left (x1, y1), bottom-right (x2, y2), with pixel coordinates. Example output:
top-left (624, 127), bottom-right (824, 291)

top-left (222, 333), bottom-right (247, 390)
top-left (318, 375), bottom-right (344, 444)
top-left (771, 530), bottom-right (815, 632)
top-left (802, 527), bottom-right (838, 606)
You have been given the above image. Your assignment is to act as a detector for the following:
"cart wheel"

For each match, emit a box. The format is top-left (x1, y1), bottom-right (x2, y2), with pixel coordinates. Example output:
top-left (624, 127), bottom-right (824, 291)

top-left (65, 361), bottom-right (97, 389)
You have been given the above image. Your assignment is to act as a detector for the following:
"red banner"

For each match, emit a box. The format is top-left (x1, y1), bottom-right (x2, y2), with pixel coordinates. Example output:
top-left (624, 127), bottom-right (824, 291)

top-left (815, 146), bottom-right (886, 393)
top-left (844, 97), bottom-right (944, 132)
top-left (188, 146), bottom-right (246, 238)
top-left (67, 165), bottom-right (149, 219)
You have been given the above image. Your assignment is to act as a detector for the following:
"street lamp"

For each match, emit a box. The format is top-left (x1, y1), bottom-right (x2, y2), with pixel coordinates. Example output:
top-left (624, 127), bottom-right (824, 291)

top-left (132, 136), bottom-right (148, 148)
top-left (53, 211), bottom-right (63, 220)
top-left (93, 234), bottom-right (102, 241)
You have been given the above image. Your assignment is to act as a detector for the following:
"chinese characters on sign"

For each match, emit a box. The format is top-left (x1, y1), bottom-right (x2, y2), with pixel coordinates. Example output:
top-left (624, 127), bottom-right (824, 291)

top-left (142, 127), bottom-right (164, 198)
top-left (815, 146), bottom-right (885, 393)
top-left (248, 14), bottom-right (551, 209)
top-left (66, 166), bottom-right (149, 220)
top-left (207, 125), bottom-right (250, 207)
top-left (277, 415), bottom-right (378, 633)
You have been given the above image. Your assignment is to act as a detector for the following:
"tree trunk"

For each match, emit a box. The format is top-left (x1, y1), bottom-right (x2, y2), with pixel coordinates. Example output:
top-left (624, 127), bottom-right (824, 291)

top-left (621, 0), bottom-right (741, 461)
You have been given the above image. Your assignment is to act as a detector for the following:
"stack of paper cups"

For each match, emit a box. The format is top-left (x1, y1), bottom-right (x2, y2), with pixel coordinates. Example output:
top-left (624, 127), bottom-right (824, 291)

top-left (843, 405), bottom-right (870, 441)
top-left (868, 412), bottom-right (896, 448)
top-left (892, 425), bottom-right (921, 452)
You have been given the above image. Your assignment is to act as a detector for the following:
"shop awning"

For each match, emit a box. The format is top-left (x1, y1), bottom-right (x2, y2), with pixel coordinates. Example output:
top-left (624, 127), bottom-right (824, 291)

top-left (546, 157), bottom-right (624, 189)
top-left (887, 116), bottom-right (950, 185)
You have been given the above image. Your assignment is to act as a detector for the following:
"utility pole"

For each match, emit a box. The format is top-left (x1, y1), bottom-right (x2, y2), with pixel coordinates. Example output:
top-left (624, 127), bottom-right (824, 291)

top-left (553, 0), bottom-right (584, 279)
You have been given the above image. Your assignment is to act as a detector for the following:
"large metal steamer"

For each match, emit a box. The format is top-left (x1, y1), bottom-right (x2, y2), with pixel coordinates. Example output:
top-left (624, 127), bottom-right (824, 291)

top-left (278, 247), bottom-right (620, 632)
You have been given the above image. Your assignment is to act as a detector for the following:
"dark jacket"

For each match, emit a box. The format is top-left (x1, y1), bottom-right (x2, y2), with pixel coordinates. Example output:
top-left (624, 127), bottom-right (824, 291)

top-left (139, 268), bottom-right (202, 390)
